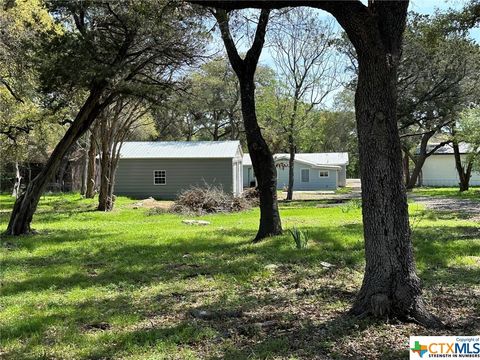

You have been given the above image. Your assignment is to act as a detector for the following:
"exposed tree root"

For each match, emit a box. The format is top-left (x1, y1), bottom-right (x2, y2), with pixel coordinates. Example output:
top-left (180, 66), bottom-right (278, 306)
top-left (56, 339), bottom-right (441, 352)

top-left (350, 294), bottom-right (444, 329)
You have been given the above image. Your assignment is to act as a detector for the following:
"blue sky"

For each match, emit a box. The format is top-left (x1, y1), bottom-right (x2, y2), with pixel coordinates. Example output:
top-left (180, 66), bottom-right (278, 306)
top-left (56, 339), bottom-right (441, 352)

top-left (253, 0), bottom-right (479, 107)
top-left (259, 0), bottom-right (479, 62)
top-left (410, 0), bottom-right (480, 41)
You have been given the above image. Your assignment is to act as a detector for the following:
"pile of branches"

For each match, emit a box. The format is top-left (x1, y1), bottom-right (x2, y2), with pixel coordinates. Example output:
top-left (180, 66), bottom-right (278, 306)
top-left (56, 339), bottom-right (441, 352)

top-left (242, 187), bottom-right (260, 206)
top-left (171, 185), bottom-right (251, 214)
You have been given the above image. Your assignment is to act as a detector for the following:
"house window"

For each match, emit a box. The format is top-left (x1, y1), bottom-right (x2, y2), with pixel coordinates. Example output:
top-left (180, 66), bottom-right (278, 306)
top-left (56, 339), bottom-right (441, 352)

top-left (153, 170), bottom-right (166, 185)
top-left (301, 169), bottom-right (310, 182)
top-left (319, 170), bottom-right (330, 178)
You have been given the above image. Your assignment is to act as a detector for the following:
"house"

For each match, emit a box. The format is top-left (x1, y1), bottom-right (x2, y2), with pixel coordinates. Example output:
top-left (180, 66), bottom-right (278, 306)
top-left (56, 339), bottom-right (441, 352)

top-left (243, 152), bottom-right (349, 191)
top-left (421, 143), bottom-right (480, 186)
top-left (115, 141), bottom-right (243, 199)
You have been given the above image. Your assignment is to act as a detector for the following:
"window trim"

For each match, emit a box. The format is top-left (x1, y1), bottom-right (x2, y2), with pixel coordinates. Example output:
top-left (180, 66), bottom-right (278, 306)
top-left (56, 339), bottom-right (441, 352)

top-left (319, 170), bottom-right (330, 178)
top-left (153, 170), bottom-right (166, 185)
top-left (301, 168), bottom-right (310, 183)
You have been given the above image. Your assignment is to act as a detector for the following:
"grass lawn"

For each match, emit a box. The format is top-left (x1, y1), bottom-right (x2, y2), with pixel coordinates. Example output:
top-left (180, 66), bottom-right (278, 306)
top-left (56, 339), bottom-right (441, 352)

top-left (411, 186), bottom-right (480, 201)
top-left (1, 193), bottom-right (479, 359)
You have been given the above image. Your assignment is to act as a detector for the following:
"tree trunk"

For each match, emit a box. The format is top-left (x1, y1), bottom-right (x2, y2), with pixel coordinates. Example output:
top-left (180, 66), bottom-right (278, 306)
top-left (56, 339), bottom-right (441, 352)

top-left (214, 8), bottom-right (281, 241)
top-left (97, 164), bottom-right (114, 211)
top-left (286, 137), bottom-right (295, 201)
top-left (106, 156), bottom-right (119, 210)
top-left (405, 132), bottom-right (434, 189)
top-left (97, 118), bottom-right (114, 212)
top-left (349, 48), bottom-right (440, 327)
top-left (85, 123), bottom-right (98, 198)
top-left (97, 156), bottom-right (111, 211)
top-left (80, 147), bottom-right (88, 196)
top-left (12, 161), bottom-right (21, 198)
top-left (240, 78), bottom-right (282, 241)
top-left (406, 154), bottom-right (426, 189)
top-left (402, 150), bottom-right (410, 185)
top-left (453, 140), bottom-right (472, 192)
top-left (5, 82), bottom-right (109, 235)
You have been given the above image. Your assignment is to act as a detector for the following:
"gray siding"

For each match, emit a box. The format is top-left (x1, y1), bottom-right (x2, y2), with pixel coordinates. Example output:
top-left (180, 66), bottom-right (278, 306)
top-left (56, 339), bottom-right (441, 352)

top-left (243, 162), bottom-right (338, 190)
top-left (115, 158), bottom-right (234, 199)
top-left (276, 163), bottom-right (338, 190)
top-left (243, 165), bottom-right (255, 187)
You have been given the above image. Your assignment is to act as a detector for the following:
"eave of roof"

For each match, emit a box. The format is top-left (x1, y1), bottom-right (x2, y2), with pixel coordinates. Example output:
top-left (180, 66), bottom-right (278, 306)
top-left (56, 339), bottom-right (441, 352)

top-left (274, 156), bottom-right (341, 170)
top-left (119, 141), bottom-right (241, 159)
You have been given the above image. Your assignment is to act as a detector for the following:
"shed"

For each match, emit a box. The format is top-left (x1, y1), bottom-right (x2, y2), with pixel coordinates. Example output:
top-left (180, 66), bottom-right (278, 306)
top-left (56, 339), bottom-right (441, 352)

top-left (421, 143), bottom-right (480, 186)
top-left (115, 141), bottom-right (243, 199)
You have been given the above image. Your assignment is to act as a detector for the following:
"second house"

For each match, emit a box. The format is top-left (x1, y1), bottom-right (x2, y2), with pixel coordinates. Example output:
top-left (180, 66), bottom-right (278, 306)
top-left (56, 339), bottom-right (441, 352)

top-left (243, 153), bottom-right (349, 191)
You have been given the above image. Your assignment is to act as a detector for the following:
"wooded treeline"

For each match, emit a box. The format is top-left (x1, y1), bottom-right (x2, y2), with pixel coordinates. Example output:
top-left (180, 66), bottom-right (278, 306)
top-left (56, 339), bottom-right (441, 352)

top-left (2, 4), bottom-right (478, 202)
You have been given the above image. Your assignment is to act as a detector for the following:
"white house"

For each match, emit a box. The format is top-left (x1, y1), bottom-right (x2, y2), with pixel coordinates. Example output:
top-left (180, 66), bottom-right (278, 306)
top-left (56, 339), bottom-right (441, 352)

top-left (243, 152), bottom-right (349, 191)
top-left (422, 143), bottom-right (480, 186)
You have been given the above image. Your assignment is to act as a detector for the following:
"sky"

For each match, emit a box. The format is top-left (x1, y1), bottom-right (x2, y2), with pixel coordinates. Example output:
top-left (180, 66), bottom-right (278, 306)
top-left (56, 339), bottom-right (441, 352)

top-left (410, 0), bottom-right (480, 41)
top-left (250, 0), bottom-right (479, 108)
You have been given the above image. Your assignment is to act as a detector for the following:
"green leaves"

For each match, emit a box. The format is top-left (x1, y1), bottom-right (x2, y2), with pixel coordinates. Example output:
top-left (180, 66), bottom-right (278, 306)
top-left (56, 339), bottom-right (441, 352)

top-left (289, 226), bottom-right (309, 249)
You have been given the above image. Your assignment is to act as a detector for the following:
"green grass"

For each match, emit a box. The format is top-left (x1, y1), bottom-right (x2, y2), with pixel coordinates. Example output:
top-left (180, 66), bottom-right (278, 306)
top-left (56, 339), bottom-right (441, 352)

top-left (1, 193), bottom-right (479, 359)
top-left (411, 186), bottom-right (480, 201)
top-left (334, 187), bottom-right (353, 195)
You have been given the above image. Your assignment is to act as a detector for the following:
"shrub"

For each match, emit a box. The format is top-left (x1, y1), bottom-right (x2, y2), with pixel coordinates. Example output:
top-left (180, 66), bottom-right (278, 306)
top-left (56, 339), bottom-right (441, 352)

top-left (289, 227), bottom-right (309, 249)
top-left (172, 185), bottom-right (251, 215)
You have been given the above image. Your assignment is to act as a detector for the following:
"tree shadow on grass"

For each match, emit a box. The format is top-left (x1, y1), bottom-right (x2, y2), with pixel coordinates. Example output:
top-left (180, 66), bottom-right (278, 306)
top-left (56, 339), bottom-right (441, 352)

top-left (2, 209), bottom-right (479, 359)
top-left (413, 209), bottom-right (474, 221)
top-left (0, 239), bottom-right (258, 296)
top-left (413, 225), bottom-right (480, 286)
top-left (4, 221), bottom-right (478, 297)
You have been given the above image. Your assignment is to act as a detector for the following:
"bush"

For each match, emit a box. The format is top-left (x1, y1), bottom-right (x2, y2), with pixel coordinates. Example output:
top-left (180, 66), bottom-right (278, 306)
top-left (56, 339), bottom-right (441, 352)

top-left (172, 185), bottom-right (251, 215)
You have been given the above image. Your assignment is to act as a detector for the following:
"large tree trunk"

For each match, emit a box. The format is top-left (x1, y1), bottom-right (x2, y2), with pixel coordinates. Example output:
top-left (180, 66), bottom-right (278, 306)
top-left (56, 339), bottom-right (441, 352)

top-left (5, 82), bottom-right (109, 235)
top-left (349, 47), bottom-right (440, 327)
top-left (85, 123), bottom-right (98, 198)
top-left (239, 78), bottom-right (282, 241)
top-left (453, 140), bottom-right (472, 192)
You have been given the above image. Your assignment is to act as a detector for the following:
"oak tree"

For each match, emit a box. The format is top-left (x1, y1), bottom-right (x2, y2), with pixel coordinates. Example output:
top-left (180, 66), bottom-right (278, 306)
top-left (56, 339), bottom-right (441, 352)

top-left (6, 0), bottom-right (206, 235)
top-left (191, 0), bottom-right (442, 327)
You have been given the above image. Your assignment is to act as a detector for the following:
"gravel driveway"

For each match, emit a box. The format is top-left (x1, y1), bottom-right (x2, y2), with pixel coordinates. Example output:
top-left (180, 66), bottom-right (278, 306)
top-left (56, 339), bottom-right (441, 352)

top-left (409, 195), bottom-right (480, 221)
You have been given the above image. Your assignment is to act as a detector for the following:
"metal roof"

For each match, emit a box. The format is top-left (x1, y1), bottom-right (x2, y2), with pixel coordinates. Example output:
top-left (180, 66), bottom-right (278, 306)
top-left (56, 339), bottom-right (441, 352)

top-left (119, 141), bottom-right (242, 159)
top-left (243, 154), bottom-right (252, 166)
top-left (427, 142), bottom-right (472, 155)
top-left (243, 152), bottom-right (349, 166)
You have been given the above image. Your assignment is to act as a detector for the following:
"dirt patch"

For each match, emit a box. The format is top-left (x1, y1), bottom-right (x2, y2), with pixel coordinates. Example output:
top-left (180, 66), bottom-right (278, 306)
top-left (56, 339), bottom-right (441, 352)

top-left (129, 197), bottom-right (174, 210)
